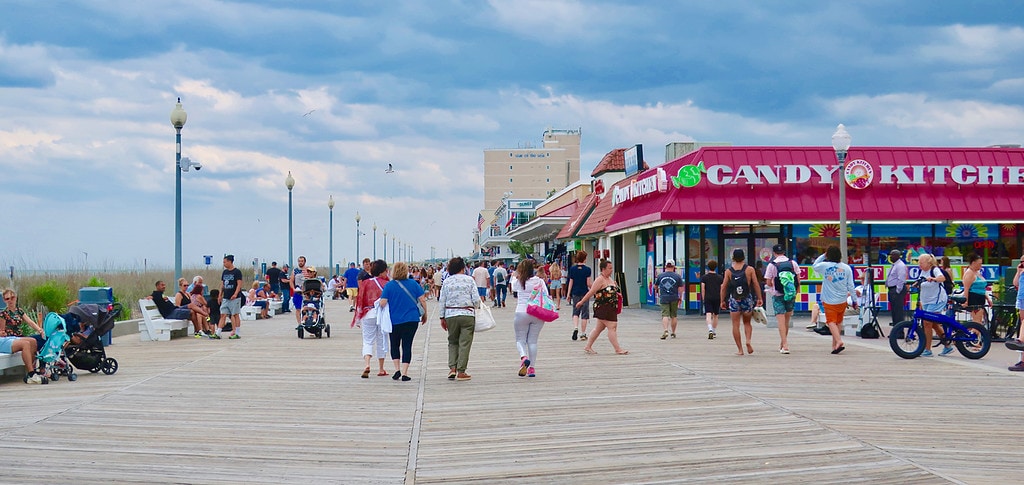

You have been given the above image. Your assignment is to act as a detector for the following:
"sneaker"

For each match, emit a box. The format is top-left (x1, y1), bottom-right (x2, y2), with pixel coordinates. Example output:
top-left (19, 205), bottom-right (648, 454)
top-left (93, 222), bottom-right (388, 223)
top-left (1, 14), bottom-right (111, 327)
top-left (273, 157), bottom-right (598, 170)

top-left (1009, 361), bottom-right (1024, 372)
top-left (194, 332), bottom-right (203, 338)
top-left (939, 346), bottom-right (955, 356)
top-left (349, 307), bottom-right (355, 312)
top-left (708, 330), bottom-right (716, 340)
top-left (24, 372), bottom-right (47, 385)
top-left (571, 329), bottom-right (579, 341)
top-left (518, 358), bottom-right (530, 377)
top-left (670, 333), bottom-right (676, 339)
top-left (527, 367), bottom-right (536, 377)
top-left (661, 330), bottom-right (669, 340)
top-left (209, 333), bottom-right (222, 339)
top-left (580, 334), bottom-right (588, 341)
top-left (921, 350), bottom-right (933, 357)
top-left (229, 334), bottom-right (241, 340)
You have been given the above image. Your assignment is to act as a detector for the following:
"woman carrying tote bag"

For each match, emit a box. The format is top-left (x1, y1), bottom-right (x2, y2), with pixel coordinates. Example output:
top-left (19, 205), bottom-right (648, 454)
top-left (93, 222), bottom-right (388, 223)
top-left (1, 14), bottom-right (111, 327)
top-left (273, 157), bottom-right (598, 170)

top-left (438, 257), bottom-right (483, 381)
top-left (353, 260), bottom-right (390, 379)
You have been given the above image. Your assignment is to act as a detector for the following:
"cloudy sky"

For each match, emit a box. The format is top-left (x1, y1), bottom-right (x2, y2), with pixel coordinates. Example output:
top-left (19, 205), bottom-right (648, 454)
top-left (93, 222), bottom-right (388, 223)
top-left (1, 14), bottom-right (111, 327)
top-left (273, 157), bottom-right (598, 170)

top-left (2, 0), bottom-right (1022, 272)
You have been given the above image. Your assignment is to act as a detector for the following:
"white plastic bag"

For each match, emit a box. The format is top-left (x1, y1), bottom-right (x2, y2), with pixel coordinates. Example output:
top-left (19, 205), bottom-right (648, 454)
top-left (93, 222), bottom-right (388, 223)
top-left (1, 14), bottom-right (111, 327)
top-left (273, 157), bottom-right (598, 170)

top-left (475, 304), bottom-right (496, 332)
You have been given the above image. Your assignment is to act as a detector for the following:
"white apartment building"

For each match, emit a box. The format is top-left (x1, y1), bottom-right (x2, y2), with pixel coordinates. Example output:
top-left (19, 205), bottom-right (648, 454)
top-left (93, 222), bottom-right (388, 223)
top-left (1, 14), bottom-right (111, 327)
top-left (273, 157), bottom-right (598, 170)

top-left (482, 128), bottom-right (581, 218)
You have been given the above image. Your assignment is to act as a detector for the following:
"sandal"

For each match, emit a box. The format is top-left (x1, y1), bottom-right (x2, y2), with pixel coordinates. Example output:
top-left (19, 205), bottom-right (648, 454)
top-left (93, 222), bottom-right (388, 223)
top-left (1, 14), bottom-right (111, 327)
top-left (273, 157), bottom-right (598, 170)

top-left (583, 348), bottom-right (597, 355)
top-left (377, 371), bottom-right (389, 377)
top-left (361, 368), bottom-right (370, 379)
top-left (616, 350), bottom-right (630, 355)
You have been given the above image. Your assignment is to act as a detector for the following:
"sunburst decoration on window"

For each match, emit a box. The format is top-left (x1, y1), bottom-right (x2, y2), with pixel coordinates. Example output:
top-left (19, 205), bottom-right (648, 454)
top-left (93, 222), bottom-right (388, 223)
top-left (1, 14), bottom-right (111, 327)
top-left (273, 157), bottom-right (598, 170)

top-left (945, 224), bottom-right (987, 239)
top-left (808, 223), bottom-right (850, 237)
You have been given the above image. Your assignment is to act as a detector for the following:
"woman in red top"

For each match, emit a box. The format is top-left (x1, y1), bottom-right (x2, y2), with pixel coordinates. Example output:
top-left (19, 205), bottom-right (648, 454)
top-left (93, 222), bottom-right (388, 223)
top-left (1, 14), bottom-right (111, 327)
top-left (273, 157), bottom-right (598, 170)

top-left (352, 260), bottom-right (391, 378)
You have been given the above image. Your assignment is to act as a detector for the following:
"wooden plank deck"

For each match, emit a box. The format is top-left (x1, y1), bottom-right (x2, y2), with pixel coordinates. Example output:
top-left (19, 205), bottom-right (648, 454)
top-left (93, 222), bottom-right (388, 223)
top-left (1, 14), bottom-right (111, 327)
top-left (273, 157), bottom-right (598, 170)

top-left (1, 298), bottom-right (1021, 484)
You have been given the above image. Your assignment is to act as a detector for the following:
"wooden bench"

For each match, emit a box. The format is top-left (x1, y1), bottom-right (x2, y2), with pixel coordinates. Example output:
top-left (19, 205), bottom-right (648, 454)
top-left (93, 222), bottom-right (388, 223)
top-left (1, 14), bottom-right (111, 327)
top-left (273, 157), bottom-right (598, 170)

top-left (138, 299), bottom-right (190, 341)
top-left (0, 352), bottom-right (25, 376)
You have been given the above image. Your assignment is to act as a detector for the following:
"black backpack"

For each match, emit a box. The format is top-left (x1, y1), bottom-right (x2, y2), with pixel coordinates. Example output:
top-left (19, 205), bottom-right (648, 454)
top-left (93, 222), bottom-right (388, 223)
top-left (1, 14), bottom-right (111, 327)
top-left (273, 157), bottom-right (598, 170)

top-left (859, 322), bottom-right (880, 339)
top-left (939, 267), bottom-right (954, 296)
top-left (727, 264), bottom-right (750, 300)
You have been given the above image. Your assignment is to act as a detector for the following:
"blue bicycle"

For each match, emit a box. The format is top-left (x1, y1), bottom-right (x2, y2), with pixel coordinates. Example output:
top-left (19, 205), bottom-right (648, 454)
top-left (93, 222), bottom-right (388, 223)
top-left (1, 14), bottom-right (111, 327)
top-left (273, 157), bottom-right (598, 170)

top-left (889, 308), bottom-right (991, 360)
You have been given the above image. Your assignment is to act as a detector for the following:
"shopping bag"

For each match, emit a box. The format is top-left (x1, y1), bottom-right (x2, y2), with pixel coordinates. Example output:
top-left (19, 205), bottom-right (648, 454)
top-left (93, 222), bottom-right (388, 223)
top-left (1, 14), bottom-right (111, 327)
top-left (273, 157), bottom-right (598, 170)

top-left (475, 304), bottom-right (496, 332)
top-left (526, 289), bottom-right (559, 322)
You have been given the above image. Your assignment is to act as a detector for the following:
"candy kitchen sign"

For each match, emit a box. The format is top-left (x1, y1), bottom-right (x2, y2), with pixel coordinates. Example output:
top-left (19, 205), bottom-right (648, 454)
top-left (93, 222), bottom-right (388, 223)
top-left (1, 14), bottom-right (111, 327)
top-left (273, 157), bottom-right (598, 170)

top-left (668, 160), bottom-right (1024, 189)
top-left (612, 168), bottom-right (668, 206)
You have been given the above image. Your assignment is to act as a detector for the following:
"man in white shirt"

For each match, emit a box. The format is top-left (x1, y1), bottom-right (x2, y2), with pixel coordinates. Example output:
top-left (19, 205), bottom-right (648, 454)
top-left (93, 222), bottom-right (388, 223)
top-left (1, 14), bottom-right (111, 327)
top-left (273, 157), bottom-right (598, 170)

top-left (471, 262), bottom-right (491, 299)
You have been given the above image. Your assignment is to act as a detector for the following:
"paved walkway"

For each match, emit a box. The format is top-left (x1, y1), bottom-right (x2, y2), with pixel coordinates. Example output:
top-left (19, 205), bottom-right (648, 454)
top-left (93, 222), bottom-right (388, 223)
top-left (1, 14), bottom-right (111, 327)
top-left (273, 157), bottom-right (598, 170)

top-left (1, 298), bottom-right (1021, 484)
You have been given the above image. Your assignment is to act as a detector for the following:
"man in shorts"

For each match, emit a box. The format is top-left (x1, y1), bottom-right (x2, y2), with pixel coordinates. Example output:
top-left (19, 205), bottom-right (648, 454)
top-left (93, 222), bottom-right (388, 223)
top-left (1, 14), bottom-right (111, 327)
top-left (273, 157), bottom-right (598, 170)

top-left (217, 254), bottom-right (244, 339)
top-left (655, 260), bottom-right (684, 339)
top-left (344, 262), bottom-right (361, 311)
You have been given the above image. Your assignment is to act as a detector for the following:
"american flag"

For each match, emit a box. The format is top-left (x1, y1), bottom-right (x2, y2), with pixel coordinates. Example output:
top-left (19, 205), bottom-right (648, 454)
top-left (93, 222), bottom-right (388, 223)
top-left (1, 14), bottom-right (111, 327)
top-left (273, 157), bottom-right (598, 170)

top-left (504, 212), bottom-right (515, 229)
top-left (477, 213), bottom-right (484, 231)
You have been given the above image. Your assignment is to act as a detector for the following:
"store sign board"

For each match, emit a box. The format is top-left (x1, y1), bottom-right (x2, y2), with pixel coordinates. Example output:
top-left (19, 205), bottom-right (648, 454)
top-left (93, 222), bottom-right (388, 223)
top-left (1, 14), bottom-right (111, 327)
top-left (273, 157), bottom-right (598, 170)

top-left (669, 160), bottom-right (1024, 188)
top-left (624, 144), bottom-right (643, 177)
top-left (612, 168), bottom-right (668, 206)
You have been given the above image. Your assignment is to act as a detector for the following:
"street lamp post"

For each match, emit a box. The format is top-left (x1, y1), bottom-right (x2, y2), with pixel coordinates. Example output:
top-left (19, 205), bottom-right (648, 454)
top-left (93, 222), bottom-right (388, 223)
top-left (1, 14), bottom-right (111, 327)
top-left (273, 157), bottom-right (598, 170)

top-left (373, 223), bottom-right (377, 260)
top-left (393, 236), bottom-right (397, 262)
top-left (383, 229), bottom-right (388, 261)
top-left (170, 98), bottom-right (188, 282)
top-left (355, 212), bottom-right (361, 264)
top-left (328, 195), bottom-right (335, 275)
top-left (286, 172), bottom-right (295, 269)
top-left (832, 124), bottom-right (852, 263)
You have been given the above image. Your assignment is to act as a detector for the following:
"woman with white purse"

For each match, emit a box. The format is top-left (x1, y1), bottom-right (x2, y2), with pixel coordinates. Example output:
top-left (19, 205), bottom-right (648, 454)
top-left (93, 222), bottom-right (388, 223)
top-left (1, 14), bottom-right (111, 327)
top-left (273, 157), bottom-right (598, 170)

top-left (438, 257), bottom-right (484, 381)
top-left (353, 259), bottom-right (390, 379)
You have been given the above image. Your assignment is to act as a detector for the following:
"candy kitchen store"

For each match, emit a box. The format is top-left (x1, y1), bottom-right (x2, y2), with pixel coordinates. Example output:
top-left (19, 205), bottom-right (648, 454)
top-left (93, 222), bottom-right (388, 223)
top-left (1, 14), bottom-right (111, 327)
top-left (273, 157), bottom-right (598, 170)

top-left (600, 146), bottom-right (1024, 313)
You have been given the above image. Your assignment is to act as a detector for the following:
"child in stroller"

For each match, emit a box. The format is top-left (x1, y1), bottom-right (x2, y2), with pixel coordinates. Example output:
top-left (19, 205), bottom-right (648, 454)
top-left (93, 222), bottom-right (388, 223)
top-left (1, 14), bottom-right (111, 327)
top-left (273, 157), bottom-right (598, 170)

top-left (297, 274), bottom-right (331, 339)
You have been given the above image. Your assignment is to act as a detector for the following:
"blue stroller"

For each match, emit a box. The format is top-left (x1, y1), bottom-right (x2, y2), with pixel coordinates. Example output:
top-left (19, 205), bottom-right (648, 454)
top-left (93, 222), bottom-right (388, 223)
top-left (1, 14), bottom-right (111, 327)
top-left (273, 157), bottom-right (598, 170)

top-left (37, 312), bottom-right (75, 382)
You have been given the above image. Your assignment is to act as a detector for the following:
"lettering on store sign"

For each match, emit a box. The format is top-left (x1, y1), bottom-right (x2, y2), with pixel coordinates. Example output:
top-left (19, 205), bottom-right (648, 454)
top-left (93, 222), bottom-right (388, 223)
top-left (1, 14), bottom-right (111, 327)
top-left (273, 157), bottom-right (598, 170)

top-left (670, 161), bottom-right (1024, 187)
top-left (611, 168), bottom-right (668, 206)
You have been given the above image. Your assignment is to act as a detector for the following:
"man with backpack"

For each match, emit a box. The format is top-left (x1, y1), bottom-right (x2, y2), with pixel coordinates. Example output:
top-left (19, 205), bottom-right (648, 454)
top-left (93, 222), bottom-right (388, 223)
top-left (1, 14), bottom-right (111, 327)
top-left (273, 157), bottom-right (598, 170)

top-left (763, 244), bottom-right (800, 354)
top-left (493, 261), bottom-right (509, 308)
top-left (656, 260), bottom-right (685, 339)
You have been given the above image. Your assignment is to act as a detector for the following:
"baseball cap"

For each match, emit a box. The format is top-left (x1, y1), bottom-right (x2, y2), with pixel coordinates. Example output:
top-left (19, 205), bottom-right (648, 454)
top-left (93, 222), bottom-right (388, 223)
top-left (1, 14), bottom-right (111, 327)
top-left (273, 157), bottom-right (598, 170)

top-left (772, 244), bottom-right (785, 254)
top-left (665, 259), bottom-right (675, 267)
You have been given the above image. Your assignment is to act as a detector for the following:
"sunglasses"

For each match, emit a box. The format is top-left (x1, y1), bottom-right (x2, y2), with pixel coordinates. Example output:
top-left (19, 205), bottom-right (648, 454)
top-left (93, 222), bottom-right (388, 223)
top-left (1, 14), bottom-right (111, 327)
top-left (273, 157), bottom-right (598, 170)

top-left (3, 296), bottom-right (15, 301)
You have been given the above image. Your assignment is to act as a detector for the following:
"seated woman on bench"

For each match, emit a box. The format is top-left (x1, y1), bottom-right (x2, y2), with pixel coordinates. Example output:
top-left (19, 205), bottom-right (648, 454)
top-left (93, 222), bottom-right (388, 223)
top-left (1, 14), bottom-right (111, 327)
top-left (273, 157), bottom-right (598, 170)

top-left (1, 289), bottom-right (48, 383)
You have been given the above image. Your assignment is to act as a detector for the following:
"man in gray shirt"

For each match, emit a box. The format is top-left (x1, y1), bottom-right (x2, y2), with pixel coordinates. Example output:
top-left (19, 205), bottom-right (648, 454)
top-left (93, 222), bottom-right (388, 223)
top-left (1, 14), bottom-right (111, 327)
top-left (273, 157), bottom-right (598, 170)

top-left (886, 250), bottom-right (909, 325)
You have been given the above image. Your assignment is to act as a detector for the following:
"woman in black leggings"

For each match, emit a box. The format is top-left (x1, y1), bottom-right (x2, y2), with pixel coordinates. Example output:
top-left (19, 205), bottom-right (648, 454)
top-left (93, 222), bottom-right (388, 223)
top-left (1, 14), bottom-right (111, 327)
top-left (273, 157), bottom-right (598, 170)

top-left (379, 261), bottom-right (428, 381)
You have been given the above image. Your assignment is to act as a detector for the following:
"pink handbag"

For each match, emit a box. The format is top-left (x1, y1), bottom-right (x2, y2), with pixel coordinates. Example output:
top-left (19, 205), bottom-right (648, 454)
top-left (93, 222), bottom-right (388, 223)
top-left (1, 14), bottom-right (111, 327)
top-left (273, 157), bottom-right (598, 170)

top-left (526, 288), bottom-right (559, 322)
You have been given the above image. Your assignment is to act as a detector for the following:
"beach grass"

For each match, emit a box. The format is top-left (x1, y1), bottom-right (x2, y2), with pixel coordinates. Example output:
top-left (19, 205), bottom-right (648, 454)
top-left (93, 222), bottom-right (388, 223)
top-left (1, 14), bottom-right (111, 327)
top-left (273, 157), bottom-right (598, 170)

top-left (5, 267), bottom-right (237, 320)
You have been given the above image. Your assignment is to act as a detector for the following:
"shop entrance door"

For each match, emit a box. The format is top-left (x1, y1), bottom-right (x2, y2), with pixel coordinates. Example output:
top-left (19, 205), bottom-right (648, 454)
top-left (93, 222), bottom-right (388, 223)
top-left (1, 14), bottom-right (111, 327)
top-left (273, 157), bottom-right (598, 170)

top-left (721, 225), bottom-right (785, 273)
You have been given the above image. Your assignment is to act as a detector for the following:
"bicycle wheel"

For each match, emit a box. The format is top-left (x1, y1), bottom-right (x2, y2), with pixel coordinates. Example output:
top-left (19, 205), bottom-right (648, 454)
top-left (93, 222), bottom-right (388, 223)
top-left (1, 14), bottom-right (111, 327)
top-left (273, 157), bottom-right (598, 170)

top-left (954, 321), bottom-right (991, 359)
top-left (890, 320), bottom-right (925, 359)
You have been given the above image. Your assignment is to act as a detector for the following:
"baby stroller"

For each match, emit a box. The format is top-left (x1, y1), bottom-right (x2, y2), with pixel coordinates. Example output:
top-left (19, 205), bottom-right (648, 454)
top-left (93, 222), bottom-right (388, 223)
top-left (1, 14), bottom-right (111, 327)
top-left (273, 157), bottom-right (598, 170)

top-left (36, 312), bottom-right (74, 382)
top-left (298, 279), bottom-right (330, 339)
top-left (62, 303), bottom-right (120, 375)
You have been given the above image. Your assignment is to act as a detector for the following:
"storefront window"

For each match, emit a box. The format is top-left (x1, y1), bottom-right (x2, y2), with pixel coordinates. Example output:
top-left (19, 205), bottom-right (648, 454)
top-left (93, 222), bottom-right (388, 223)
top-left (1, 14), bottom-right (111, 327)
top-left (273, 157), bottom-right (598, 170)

top-left (793, 223), bottom-right (869, 265)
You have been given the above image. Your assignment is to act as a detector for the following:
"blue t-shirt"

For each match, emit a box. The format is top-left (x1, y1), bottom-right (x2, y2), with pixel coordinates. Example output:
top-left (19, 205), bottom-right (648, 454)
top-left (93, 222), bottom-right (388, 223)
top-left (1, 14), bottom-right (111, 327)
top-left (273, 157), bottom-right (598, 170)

top-left (488, 266), bottom-right (496, 285)
top-left (343, 268), bottom-right (360, 288)
top-left (382, 279), bottom-right (425, 324)
top-left (567, 264), bottom-right (592, 296)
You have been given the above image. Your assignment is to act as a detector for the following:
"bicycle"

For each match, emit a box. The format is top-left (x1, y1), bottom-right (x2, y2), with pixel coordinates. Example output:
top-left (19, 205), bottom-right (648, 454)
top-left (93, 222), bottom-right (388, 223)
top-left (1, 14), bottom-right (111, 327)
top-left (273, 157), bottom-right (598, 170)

top-left (889, 280), bottom-right (992, 359)
top-left (985, 285), bottom-right (1020, 342)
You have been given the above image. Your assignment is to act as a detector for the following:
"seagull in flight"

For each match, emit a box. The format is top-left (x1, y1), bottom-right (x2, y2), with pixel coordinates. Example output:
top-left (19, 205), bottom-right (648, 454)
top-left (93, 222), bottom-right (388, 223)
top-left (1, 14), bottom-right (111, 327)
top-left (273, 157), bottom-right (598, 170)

top-left (302, 109), bottom-right (316, 117)
top-left (385, 163), bottom-right (395, 174)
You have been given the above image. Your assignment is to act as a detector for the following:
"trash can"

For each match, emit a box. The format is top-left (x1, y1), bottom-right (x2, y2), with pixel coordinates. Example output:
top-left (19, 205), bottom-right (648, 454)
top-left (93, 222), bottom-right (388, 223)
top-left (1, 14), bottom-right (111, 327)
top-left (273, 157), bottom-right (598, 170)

top-left (78, 287), bottom-right (115, 345)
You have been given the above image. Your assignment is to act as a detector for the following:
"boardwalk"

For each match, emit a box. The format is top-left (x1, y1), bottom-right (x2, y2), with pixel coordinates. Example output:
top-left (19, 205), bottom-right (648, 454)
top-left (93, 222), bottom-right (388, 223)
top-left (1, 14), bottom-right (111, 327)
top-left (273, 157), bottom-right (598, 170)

top-left (2, 298), bottom-right (1022, 484)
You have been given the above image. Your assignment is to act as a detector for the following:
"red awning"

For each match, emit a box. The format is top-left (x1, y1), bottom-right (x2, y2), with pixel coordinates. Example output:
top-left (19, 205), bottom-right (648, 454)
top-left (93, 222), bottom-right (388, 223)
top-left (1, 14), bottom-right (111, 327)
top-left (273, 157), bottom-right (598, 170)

top-left (605, 146), bottom-right (1024, 233)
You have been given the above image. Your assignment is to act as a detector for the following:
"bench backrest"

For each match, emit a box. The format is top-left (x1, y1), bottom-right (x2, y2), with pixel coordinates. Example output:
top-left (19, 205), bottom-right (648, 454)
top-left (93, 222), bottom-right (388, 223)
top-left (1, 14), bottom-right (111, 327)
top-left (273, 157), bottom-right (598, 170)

top-left (138, 299), bottom-right (163, 321)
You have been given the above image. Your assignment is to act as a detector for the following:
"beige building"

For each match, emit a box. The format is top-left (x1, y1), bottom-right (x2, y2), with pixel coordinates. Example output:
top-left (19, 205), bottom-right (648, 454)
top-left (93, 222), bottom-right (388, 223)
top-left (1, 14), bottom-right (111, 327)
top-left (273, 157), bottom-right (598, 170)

top-left (482, 128), bottom-right (580, 218)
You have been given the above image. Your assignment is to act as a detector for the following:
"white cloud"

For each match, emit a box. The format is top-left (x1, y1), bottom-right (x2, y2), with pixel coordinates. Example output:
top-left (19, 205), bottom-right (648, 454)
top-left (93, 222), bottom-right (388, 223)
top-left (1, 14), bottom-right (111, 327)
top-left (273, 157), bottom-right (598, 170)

top-left (828, 93), bottom-right (1024, 144)
top-left (918, 24), bottom-right (1024, 64)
